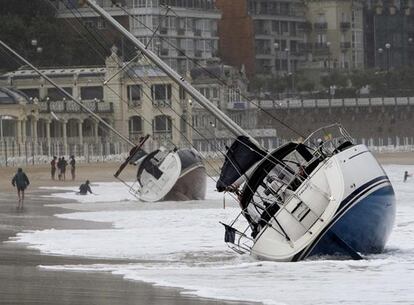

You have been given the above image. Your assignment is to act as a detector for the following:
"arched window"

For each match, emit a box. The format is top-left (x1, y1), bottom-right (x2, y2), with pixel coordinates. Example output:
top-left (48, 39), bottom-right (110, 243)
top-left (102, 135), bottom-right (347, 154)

top-left (153, 115), bottom-right (172, 132)
top-left (129, 116), bottom-right (142, 134)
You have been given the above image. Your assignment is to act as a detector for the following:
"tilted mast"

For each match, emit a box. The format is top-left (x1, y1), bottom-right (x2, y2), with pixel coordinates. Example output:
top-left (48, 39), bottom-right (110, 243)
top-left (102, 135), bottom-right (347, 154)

top-left (84, 0), bottom-right (262, 149)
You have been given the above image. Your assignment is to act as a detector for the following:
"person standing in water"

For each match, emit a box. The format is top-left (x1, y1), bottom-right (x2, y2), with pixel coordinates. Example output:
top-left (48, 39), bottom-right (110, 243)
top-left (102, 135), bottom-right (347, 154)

top-left (404, 171), bottom-right (412, 182)
top-left (70, 155), bottom-right (76, 181)
top-left (11, 168), bottom-right (30, 209)
top-left (79, 180), bottom-right (92, 195)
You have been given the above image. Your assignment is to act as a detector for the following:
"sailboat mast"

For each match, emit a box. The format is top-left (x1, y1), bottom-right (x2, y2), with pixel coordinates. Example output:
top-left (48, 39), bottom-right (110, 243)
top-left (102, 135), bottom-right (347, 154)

top-left (0, 40), bottom-right (134, 146)
top-left (84, 0), bottom-right (262, 148)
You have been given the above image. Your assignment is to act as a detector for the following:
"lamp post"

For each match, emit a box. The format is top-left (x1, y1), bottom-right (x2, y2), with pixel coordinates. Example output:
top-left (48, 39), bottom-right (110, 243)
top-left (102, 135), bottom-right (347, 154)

top-left (274, 42), bottom-right (279, 75)
top-left (326, 41), bottom-right (331, 71)
top-left (378, 48), bottom-right (383, 70)
top-left (385, 43), bottom-right (391, 72)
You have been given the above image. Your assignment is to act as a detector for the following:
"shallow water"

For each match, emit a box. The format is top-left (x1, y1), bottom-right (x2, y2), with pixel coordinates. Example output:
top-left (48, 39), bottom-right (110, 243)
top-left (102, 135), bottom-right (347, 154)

top-left (8, 165), bottom-right (414, 305)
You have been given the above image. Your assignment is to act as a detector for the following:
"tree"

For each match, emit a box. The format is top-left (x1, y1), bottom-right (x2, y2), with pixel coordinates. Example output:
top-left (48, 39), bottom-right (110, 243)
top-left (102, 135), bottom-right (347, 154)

top-left (0, 0), bottom-right (106, 71)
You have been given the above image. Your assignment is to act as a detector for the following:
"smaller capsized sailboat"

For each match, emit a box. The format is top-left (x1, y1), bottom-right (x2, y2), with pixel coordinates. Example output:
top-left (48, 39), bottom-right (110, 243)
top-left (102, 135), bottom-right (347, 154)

top-left (115, 135), bottom-right (206, 202)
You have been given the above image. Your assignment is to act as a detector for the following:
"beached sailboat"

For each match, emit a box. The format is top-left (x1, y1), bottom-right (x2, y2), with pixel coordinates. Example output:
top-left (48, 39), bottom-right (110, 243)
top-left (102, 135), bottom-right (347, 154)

top-left (65, 0), bottom-right (396, 261)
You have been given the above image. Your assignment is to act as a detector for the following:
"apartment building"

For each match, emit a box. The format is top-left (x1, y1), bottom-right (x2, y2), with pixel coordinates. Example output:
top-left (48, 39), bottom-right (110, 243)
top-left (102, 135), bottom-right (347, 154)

top-left (217, 0), bottom-right (307, 77)
top-left (364, 0), bottom-right (414, 69)
top-left (302, 0), bottom-right (364, 72)
top-left (57, 0), bottom-right (221, 74)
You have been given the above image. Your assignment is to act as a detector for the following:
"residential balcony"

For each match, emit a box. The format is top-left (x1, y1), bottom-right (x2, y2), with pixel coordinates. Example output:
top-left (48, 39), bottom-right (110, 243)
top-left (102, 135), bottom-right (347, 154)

top-left (340, 22), bottom-right (351, 31)
top-left (152, 99), bottom-right (172, 107)
top-left (298, 21), bottom-right (312, 32)
top-left (299, 42), bottom-right (313, 51)
top-left (314, 22), bottom-right (328, 31)
top-left (340, 42), bottom-right (351, 49)
top-left (39, 100), bottom-right (113, 113)
top-left (128, 100), bottom-right (142, 108)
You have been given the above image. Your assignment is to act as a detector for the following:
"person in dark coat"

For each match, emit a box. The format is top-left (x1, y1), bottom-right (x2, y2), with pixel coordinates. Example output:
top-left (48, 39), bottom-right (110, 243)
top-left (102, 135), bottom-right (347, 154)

top-left (61, 157), bottom-right (68, 181)
top-left (50, 156), bottom-right (57, 180)
top-left (57, 157), bottom-right (63, 181)
top-left (70, 155), bottom-right (76, 181)
top-left (11, 168), bottom-right (30, 209)
top-left (404, 171), bottom-right (412, 182)
top-left (79, 180), bottom-right (92, 195)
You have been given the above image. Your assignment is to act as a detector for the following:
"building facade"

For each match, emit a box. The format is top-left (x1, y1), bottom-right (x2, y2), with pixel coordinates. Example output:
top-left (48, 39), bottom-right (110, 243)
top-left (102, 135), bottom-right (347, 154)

top-left (0, 49), bottom-right (191, 156)
top-left (216, 0), bottom-right (307, 77)
top-left (57, 0), bottom-right (221, 74)
top-left (364, 0), bottom-right (414, 69)
top-left (302, 0), bottom-right (364, 73)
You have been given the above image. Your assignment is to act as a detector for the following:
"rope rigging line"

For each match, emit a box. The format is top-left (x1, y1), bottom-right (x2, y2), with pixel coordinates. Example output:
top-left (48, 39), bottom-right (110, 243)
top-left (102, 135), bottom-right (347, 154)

top-left (111, 1), bottom-right (305, 138)
top-left (38, 0), bottom-right (299, 205)
top-left (61, 0), bottom-right (299, 191)
top-left (41, 0), bottom-right (226, 181)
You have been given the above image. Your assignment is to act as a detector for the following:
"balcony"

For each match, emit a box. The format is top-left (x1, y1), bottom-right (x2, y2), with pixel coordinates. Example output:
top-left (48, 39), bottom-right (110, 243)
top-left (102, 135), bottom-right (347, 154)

top-left (314, 42), bottom-right (329, 49)
top-left (152, 99), bottom-right (172, 107)
top-left (298, 22), bottom-right (312, 32)
top-left (340, 22), bottom-right (351, 31)
top-left (299, 42), bottom-right (313, 51)
top-left (314, 22), bottom-right (328, 31)
top-left (340, 42), bottom-right (351, 49)
top-left (128, 100), bottom-right (142, 108)
top-left (39, 100), bottom-right (114, 113)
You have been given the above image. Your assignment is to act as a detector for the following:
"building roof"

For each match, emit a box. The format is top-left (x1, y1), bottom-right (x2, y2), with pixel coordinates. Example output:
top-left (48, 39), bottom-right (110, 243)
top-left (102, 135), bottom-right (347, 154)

top-left (0, 66), bottom-right (106, 80)
top-left (0, 87), bottom-right (29, 104)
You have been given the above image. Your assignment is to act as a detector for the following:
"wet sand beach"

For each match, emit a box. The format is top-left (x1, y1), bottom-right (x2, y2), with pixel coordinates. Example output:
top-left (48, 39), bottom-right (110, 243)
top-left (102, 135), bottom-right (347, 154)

top-left (0, 152), bottom-right (412, 305)
top-left (0, 163), bottom-right (252, 305)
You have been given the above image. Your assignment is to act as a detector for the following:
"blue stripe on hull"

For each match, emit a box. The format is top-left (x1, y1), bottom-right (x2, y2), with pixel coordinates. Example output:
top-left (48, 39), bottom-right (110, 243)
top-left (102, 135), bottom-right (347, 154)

top-left (309, 185), bottom-right (396, 257)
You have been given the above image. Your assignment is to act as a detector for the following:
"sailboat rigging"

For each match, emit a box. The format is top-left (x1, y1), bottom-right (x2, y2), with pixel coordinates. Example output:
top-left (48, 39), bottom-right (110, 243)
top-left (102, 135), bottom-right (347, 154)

top-left (4, 0), bottom-right (396, 262)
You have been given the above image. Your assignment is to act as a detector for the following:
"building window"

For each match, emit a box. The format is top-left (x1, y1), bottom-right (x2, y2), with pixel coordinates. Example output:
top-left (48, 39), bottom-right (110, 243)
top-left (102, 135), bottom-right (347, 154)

top-left (151, 84), bottom-right (172, 101)
top-left (80, 86), bottom-right (103, 100)
top-left (129, 116), bottom-right (142, 134)
top-left (127, 85), bottom-right (141, 101)
top-left (20, 88), bottom-right (40, 100)
top-left (153, 115), bottom-right (172, 132)
top-left (47, 87), bottom-right (73, 101)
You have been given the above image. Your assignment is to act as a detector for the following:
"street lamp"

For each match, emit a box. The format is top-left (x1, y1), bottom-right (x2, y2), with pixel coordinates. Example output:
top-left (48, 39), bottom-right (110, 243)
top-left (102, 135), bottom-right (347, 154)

top-left (377, 48), bottom-right (384, 70)
top-left (326, 41), bottom-right (331, 71)
top-left (385, 43), bottom-right (391, 71)
top-left (274, 42), bottom-right (279, 75)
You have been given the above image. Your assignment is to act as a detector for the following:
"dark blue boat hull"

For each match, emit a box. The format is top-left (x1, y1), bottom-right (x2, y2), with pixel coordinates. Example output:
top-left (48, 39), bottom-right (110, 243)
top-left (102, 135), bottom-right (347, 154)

top-left (308, 183), bottom-right (396, 258)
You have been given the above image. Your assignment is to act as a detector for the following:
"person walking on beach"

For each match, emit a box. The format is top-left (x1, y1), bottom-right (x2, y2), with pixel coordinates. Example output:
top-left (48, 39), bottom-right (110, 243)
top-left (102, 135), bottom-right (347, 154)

top-left (11, 168), bottom-right (30, 209)
top-left (79, 180), bottom-right (92, 195)
top-left (70, 155), bottom-right (76, 181)
top-left (50, 156), bottom-right (57, 180)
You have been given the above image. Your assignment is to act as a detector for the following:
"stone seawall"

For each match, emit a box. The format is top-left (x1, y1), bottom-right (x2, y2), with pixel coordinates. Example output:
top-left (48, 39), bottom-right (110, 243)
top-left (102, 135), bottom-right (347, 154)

top-left (257, 104), bottom-right (413, 141)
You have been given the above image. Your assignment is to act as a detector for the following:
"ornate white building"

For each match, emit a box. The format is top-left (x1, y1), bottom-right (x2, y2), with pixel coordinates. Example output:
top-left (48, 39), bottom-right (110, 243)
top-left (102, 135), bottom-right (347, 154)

top-left (0, 49), bottom-right (191, 156)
